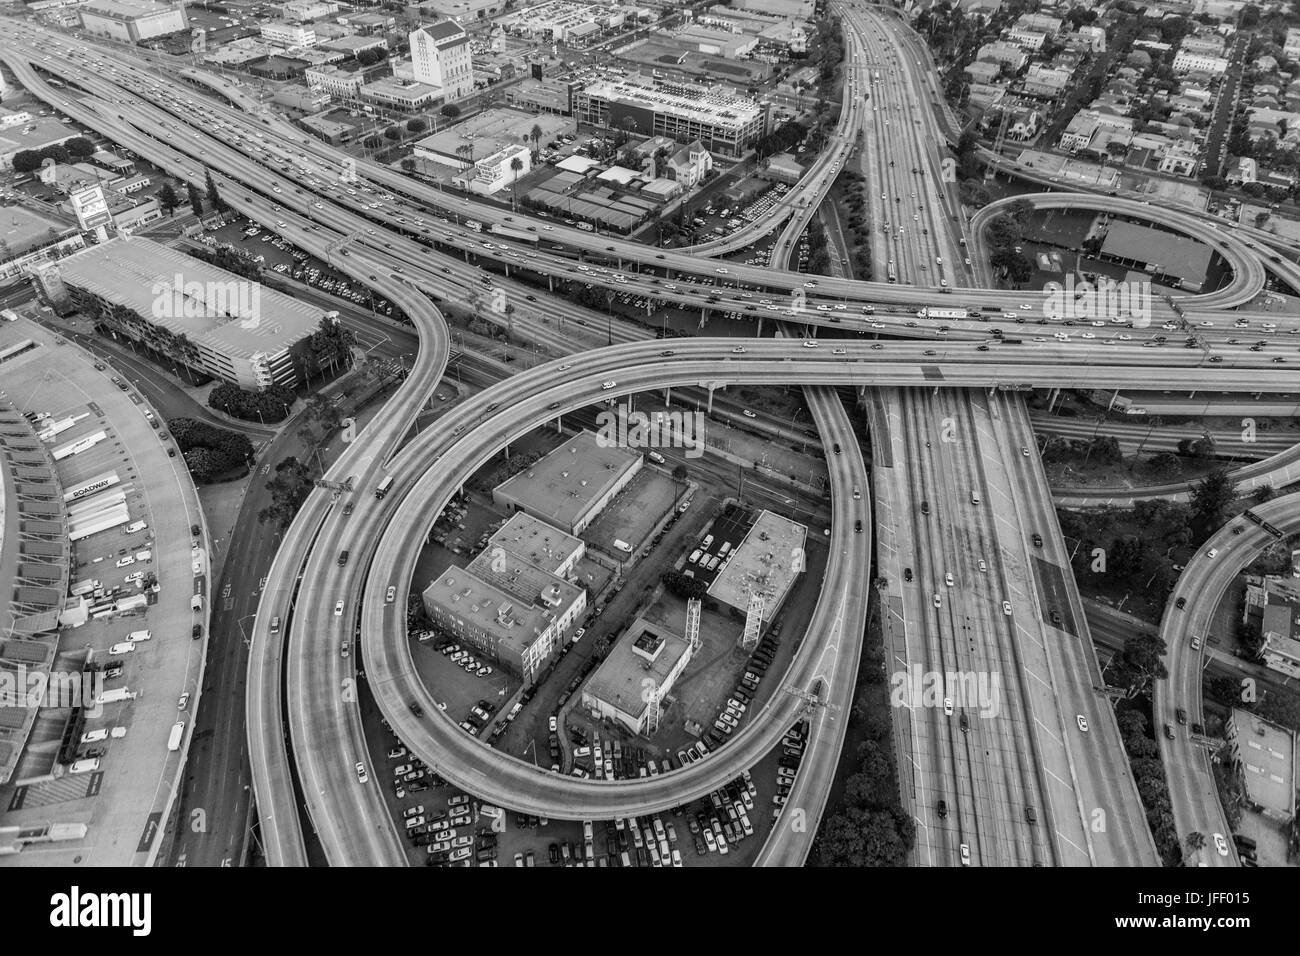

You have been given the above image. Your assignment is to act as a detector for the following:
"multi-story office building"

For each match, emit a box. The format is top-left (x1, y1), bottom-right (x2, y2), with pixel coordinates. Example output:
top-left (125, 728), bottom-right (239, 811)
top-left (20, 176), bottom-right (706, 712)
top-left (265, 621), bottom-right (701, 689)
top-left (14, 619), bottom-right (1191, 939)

top-left (573, 75), bottom-right (765, 158)
top-left (261, 20), bottom-right (319, 47)
top-left (55, 238), bottom-right (326, 392)
top-left (409, 19), bottom-right (475, 101)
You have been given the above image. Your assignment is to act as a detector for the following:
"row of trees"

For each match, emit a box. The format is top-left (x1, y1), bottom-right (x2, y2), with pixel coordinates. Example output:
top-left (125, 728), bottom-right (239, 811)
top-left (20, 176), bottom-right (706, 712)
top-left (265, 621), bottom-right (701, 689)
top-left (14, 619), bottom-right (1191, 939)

top-left (209, 382), bottom-right (296, 424)
top-left (170, 417), bottom-right (254, 483)
top-left (660, 570), bottom-right (707, 601)
top-left (813, 609), bottom-right (913, 865)
top-left (11, 136), bottom-right (95, 173)
top-left (1114, 704), bottom-right (1183, 866)
top-left (984, 198), bottom-right (1036, 286)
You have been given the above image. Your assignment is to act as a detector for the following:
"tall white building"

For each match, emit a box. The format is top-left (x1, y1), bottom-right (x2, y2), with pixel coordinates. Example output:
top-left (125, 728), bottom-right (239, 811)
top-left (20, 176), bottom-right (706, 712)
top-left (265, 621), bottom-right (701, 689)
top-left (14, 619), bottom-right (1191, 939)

top-left (409, 19), bottom-right (475, 102)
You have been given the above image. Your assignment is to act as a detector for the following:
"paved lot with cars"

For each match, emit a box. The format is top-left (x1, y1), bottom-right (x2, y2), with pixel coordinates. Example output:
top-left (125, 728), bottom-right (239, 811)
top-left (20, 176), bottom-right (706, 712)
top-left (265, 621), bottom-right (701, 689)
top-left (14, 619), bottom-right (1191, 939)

top-left (0, 318), bottom-right (205, 866)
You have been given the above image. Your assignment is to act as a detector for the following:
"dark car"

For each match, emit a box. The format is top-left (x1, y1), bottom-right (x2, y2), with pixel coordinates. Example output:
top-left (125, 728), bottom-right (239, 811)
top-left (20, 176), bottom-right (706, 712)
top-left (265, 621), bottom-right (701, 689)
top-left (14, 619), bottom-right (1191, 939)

top-left (1175, 597), bottom-right (1186, 609)
top-left (903, 568), bottom-right (913, 582)
top-left (937, 799), bottom-right (947, 818)
top-left (832, 443), bottom-right (842, 455)
top-left (854, 519), bottom-right (863, 533)
top-left (548, 842), bottom-right (561, 864)
top-left (1049, 609), bottom-right (1062, 626)
top-left (409, 701), bottom-right (424, 718)
top-left (1163, 723), bottom-right (1176, 740)
top-left (1031, 533), bottom-right (1043, 547)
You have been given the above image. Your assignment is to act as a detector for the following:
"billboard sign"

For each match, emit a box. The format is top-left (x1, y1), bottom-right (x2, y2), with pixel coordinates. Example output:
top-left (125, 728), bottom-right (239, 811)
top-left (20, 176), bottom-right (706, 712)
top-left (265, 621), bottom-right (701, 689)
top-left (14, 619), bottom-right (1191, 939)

top-left (70, 185), bottom-right (112, 231)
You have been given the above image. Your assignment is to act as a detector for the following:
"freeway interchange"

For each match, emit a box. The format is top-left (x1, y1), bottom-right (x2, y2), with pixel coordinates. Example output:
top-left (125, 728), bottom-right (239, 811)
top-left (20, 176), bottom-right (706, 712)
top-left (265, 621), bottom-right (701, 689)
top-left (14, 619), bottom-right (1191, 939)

top-left (5, 0), bottom-right (1290, 870)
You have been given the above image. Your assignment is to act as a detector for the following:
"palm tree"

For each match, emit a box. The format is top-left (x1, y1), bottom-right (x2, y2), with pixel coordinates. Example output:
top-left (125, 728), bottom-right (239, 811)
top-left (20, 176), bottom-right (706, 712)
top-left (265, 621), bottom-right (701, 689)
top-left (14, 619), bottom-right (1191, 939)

top-left (530, 122), bottom-right (543, 159)
top-left (509, 155), bottom-right (524, 211)
top-left (1183, 831), bottom-right (1206, 865)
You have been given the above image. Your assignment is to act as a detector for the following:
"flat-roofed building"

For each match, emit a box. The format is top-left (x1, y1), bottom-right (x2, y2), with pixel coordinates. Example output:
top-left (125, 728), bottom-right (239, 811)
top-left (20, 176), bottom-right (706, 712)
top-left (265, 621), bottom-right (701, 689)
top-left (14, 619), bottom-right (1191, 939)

top-left (413, 107), bottom-right (572, 167)
top-left (573, 75), bottom-right (765, 158)
top-left (408, 0), bottom-right (504, 21)
top-left (262, 20), bottom-right (318, 46)
top-left (318, 34), bottom-right (389, 57)
top-left (505, 76), bottom-right (575, 115)
top-left (478, 511), bottom-right (585, 578)
top-left (1098, 220), bottom-right (1212, 292)
top-left (306, 62), bottom-right (368, 97)
top-left (79, 0), bottom-right (188, 42)
top-left (452, 142), bottom-right (530, 195)
top-left (0, 207), bottom-right (86, 284)
top-left (581, 616), bottom-right (693, 735)
top-left (55, 237), bottom-right (328, 391)
top-left (421, 563), bottom-right (579, 682)
top-left (493, 429), bottom-right (642, 535)
top-left (360, 76), bottom-right (440, 109)
top-left (707, 509), bottom-right (805, 621)
top-left (1225, 708), bottom-right (1296, 824)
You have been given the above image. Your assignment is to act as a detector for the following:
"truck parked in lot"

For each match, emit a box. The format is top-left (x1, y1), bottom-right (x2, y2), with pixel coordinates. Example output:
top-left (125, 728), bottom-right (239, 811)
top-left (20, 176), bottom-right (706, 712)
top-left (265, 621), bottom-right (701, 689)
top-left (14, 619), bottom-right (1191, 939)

top-left (95, 686), bottom-right (138, 705)
top-left (613, 539), bottom-right (633, 553)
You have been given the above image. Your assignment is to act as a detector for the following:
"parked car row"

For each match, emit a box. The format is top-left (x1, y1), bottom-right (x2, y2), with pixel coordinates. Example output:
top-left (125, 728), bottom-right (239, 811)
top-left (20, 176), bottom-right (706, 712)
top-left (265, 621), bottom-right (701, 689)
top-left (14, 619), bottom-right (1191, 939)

top-left (772, 720), bottom-right (809, 820)
top-left (436, 640), bottom-right (494, 679)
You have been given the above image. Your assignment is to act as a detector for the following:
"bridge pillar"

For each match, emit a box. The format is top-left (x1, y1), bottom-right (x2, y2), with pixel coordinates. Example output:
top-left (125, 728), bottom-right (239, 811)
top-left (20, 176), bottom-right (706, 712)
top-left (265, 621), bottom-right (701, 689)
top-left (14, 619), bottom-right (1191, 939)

top-left (663, 386), bottom-right (672, 405)
top-left (548, 274), bottom-right (554, 292)
top-left (756, 317), bottom-right (763, 337)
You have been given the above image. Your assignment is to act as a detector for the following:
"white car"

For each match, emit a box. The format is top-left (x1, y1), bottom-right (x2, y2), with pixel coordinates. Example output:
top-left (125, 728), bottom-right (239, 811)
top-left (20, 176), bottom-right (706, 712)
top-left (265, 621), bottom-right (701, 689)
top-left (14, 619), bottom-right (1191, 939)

top-left (1002, 600), bottom-right (1012, 615)
top-left (334, 600), bottom-right (344, 617)
top-left (601, 381), bottom-right (617, 390)
top-left (177, 692), bottom-right (190, 710)
top-left (742, 409), bottom-right (757, 418)
top-left (355, 761), bottom-right (368, 783)
top-left (1206, 548), bottom-right (1218, 558)
top-left (549, 715), bottom-right (558, 732)
top-left (802, 340), bottom-right (819, 348)
top-left (386, 585), bottom-right (396, 603)
top-left (1076, 715), bottom-right (1089, 733)
top-left (115, 556), bottom-right (136, 568)
top-left (1213, 832), bottom-right (1229, 857)
top-left (960, 844), bottom-right (971, 865)
top-left (943, 697), bottom-right (953, 716)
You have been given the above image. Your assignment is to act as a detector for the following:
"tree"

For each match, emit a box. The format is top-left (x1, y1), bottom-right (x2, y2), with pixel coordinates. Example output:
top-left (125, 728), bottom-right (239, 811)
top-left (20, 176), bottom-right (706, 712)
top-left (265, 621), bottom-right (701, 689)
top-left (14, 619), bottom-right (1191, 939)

top-left (406, 118), bottom-right (426, 134)
top-left (186, 182), bottom-right (204, 217)
top-left (509, 155), bottom-right (524, 211)
top-left (204, 168), bottom-right (226, 213)
top-left (258, 456), bottom-right (317, 530)
top-left (157, 182), bottom-right (180, 216)
top-left (64, 136), bottom-right (94, 159)
top-left (1114, 633), bottom-right (1169, 699)
top-left (441, 103), bottom-right (461, 118)
top-left (1189, 467), bottom-right (1237, 532)
top-left (530, 122), bottom-right (543, 159)
top-left (306, 315), bottom-right (356, 378)
top-left (671, 463), bottom-right (688, 491)
top-left (1251, 484), bottom-right (1276, 504)
top-left (383, 125), bottom-right (402, 141)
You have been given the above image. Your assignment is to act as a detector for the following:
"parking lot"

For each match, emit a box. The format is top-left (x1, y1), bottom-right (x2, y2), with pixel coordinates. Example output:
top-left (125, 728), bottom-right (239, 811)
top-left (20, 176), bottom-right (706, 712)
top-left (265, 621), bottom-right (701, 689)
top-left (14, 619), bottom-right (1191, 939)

top-left (0, 318), bottom-right (203, 864)
top-left (681, 507), bottom-right (754, 587)
top-left (583, 466), bottom-right (679, 559)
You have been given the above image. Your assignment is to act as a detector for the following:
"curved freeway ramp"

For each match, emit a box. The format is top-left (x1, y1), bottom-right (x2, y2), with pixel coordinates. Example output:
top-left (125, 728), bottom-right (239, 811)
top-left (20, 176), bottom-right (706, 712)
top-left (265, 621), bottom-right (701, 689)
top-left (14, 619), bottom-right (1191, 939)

top-left (1155, 491), bottom-right (1300, 867)
top-left (970, 193), bottom-right (1266, 312)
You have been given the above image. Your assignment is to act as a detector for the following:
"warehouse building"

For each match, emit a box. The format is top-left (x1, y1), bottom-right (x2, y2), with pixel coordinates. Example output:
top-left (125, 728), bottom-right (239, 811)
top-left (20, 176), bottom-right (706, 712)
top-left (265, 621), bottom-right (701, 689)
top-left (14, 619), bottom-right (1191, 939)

top-left (478, 511), bottom-right (586, 579)
top-left (79, 0), bottom-right (189, 43)
top-left (573, 75), bottom-right (766, 158)
top-left (55, 237), bottom-right (326, 392)
top-left (493, 429), bottom-right (642, 536)
top-left (1098, 221), bottom-right (1213, 292)
top-left (708, 509), bottom-right (806, 621)
top-left (581, 616), bottom-right (693, 735)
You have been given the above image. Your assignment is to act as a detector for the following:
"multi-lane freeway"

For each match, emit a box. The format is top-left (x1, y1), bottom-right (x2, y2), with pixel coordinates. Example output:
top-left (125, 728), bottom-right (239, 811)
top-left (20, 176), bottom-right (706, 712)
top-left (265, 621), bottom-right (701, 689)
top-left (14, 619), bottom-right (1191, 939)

top-left (5, 0), bottom-right (1290, 869)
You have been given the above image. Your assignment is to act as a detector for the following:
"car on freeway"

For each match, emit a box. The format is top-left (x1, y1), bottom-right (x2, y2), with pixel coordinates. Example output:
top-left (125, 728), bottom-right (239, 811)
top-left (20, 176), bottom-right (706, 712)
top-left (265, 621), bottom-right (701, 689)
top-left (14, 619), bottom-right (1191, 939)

top-left (334, 601), bottom-right (344, 616)
top-left (386, 585), bottom-right (397, 603)
top-left (943, 697), bottom-right (953, 716)
top-left (960, 844), bottom-right (971, 865)
top-left (1003, 601), bottom-right (1012, 615)
top-left (355, 762), bottom-right (368, 783)
top-left (1213, 833), bottom-right (1229, 857)
top-left (601, 381), bottom-right (617, 390)
top-left (802, 340), bottom-right (819, 348)
top-left (933, 593), bottom-right (941, 608)
top-left (1076, 715), bottom-right (1089, 733)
